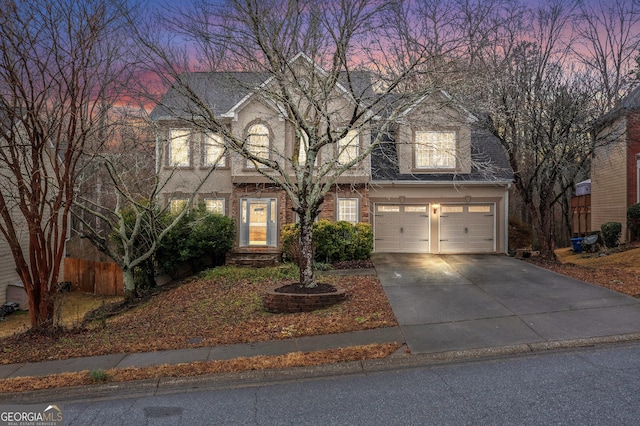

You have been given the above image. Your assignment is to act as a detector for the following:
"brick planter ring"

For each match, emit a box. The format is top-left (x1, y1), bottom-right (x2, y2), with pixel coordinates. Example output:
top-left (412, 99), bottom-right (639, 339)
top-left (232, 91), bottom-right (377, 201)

top-left (263, 285), bottom-right (347, 313)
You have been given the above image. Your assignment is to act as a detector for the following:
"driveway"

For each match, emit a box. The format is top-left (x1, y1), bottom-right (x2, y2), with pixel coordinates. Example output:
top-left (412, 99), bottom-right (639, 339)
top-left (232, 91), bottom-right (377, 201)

top-left (372, 253), bottom-right (640, 354)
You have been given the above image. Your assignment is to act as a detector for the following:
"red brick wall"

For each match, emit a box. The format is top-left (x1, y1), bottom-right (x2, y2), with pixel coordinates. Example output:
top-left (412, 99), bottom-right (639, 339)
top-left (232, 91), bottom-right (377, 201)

top-left (627, 112), bottom-right (640, 207)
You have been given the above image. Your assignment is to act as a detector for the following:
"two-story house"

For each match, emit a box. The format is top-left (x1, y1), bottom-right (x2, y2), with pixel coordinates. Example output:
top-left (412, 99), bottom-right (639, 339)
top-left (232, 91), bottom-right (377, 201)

top-left (151, 56), bottom-right (513, 263)
top-left (592, 86), bottom-right (640, 242)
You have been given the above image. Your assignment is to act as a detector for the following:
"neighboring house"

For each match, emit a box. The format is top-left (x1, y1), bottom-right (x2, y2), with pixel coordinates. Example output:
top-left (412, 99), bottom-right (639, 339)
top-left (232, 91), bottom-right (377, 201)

top-left (152, 55), bottom-right (513, 262)
top-left (592, 87), bottom-right (640, 242)
top-left (0, 117), bottom-right (31, 307)
top-left (0, 224), bottom-right (28, 307)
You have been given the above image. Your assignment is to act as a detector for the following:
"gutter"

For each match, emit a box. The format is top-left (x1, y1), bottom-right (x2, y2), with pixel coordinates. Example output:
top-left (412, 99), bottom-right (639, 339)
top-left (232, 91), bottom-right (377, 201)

top-left (371, 180), bottom-right (514, 186)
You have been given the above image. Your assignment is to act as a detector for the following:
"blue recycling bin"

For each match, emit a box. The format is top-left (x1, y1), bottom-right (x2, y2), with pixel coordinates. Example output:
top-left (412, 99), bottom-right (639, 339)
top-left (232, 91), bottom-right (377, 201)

top-left (570, 237), bottom-right (583, 253)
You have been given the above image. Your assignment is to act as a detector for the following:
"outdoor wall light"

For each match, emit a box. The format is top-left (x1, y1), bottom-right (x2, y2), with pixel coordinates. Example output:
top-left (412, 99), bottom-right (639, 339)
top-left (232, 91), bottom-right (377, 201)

top-left (432, 204), bottom-right (440, 215)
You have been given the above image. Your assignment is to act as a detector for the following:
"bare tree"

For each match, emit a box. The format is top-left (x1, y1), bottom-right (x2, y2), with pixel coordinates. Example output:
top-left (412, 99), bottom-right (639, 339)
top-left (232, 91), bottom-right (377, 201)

top-left (73, 109), bottom-right (220, 299)
top-left (133, 0), bottom-right (458, 288)
top-left (460, 1), bottom-right (601, 258)
top-left (0, 0), bottom-right (133, 329)
top-left (574, 0), bottom-right (640, 112)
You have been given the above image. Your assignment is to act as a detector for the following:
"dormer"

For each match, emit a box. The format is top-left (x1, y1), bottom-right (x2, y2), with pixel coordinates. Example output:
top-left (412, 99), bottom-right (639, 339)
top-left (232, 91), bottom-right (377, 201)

top-left (395, 91), bottom-right (475, 176)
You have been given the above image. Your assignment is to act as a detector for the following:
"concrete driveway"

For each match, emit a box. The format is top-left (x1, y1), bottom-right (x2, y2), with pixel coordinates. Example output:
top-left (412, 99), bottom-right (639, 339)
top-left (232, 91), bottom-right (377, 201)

top-left (372, 253), bottom-right (640, 355)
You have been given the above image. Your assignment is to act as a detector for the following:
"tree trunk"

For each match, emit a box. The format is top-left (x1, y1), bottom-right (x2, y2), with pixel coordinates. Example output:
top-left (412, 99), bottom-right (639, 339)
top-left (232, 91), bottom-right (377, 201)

top-left (123, 267), bottom-right (136, 300)
top-left (298, 214), bottom-right (316, 288)
top-left (532, 202), bottom-right (556, 260)
top-left (26, 280), bottom-right (55, 330)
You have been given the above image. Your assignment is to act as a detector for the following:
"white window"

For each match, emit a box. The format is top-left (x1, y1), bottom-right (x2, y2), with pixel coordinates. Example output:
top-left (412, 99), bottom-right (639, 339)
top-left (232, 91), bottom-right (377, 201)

top-left (337, 198), bottom-right (359, 223)
top-left (377, 205), bottom-right (400, 213)
top-left (169, 129), bottom-right (190, 167)
top-left (170, 199), bottom-right (188, 214)
top-left (338, 129), bottom-right (359, 165)
top-left (415, 130), bottom-right (456, 169)
top-left (204, 198), bottom-right (225, 215)
top-left (405, 206), bottom-right (427, 213)
top-left (468, 205), bottom-right (491, 213)
top-left (204, 133), bottom-right (226, 167)
top-left (441, 205), bottom-right (463, 213)
top-left (247, 123), bottom-right (269, 167)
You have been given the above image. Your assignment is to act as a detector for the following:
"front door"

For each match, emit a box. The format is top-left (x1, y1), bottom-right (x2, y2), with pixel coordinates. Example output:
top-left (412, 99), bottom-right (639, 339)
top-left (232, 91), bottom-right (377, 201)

top-left (240, 198), bottom-right (277, 247)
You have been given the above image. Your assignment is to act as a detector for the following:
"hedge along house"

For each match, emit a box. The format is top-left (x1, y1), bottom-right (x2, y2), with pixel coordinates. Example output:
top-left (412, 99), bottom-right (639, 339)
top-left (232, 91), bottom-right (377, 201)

top-left (151, 54), bottom-right (513, 264)
top-left (591, 86), bottom-right (640, 243)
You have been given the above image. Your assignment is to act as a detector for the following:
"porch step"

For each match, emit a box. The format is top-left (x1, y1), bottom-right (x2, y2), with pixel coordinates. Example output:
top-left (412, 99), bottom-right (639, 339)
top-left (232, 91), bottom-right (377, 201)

top-left (225, 251), bottom-right (282, 268)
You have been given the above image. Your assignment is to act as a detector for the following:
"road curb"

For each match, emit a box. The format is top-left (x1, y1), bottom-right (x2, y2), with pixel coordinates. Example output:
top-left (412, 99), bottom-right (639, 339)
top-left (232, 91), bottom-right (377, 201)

top-left (6, 333), bottom-right (640, 404)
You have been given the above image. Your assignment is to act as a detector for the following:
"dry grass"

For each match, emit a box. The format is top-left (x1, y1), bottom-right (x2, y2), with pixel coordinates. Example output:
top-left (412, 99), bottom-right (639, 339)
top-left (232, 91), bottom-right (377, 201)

top-left (0, 343), bottom-right (401, 393)
top-left (0, 293), bottom-right (122, 339)
top-left (529, 246), bottom-right (640, 298)
top-left (0, 265), bottom-right (396, 365)
top-left (0, 265), bottom-right (399, 393)
top-left (556, 246), bottom-right (640, 272)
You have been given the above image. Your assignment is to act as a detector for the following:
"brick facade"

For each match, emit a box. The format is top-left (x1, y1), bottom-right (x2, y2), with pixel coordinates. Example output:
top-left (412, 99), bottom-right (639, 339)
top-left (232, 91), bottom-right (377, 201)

top-left (627, 112), bottom-right (640, 208)
top-left (229, 183), bottom-right (370, 253)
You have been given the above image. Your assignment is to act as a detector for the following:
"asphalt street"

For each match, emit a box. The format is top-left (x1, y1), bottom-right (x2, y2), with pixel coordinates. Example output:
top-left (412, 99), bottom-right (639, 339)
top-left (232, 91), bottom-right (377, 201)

top-left (62, 341), bottom-right (640, 425)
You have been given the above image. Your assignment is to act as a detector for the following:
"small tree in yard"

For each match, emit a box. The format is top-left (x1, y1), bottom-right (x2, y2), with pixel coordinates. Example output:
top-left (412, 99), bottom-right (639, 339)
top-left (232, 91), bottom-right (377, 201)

top-left (74, 114), bottom-right (221, 299)
top-left (135, 0), bottom-right (458, 289)
top-left (0, 0), bottom-right (133, 329)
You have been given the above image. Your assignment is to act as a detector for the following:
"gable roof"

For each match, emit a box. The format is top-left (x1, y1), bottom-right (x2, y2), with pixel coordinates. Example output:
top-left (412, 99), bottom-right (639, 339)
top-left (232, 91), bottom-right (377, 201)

top-left (150, 72), bottom-right (267, 121)
top-left (594, 85), bottom-right (640, 131)
top-left (150, 55), bottom-right (375, 122)
top-left (371, 127), bottom-right (513, 183)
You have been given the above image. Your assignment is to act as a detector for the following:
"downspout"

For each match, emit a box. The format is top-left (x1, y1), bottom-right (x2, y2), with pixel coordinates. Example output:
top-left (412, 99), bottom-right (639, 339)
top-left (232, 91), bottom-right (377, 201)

top-left (504, 183), bottom-right (511, 254)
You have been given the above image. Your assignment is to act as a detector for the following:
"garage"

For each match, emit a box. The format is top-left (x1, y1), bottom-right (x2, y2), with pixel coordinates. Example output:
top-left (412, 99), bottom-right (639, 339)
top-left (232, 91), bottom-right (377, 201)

top-left (373, 204), bottom-right (430, 253)
top-left (439, 204), bottom-right (495, 253)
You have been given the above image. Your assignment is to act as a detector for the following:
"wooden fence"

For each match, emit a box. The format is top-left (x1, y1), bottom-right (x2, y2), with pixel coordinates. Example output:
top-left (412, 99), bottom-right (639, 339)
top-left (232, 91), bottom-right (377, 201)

top-left (63, 258), bottom-right (123, 296)
top-left (571, 194), bottom-right (591, 237)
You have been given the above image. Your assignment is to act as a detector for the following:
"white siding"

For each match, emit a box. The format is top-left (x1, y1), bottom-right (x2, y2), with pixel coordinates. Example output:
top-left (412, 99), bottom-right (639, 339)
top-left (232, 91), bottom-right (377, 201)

top-left (592, 117), bottom-right (628, 241)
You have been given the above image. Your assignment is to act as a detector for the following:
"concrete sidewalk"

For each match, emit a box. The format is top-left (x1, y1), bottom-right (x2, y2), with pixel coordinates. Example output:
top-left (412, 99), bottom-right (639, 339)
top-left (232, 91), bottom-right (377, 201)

top-left (373, 253), bottom-right (640, 355)
top-left (0, 327), bottom-right (404, 379)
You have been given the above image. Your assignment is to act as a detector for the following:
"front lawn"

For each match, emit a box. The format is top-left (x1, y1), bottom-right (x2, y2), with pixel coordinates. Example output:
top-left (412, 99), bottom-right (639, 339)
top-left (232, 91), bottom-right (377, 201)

top-left (0, 264), bottom-right (397, 365)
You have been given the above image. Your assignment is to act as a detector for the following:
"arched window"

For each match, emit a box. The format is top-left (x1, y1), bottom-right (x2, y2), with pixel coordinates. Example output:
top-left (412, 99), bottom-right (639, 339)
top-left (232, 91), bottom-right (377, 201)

top-left (247, 123), bottom-right (269, 167)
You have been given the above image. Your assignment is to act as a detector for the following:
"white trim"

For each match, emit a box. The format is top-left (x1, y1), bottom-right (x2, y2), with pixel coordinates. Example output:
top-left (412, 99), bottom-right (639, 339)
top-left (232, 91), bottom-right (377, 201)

top-left (504, 184), bottom-right (510, 253)
top-left (222, 52), bottom-right (360, 118)
top-left (398, 90), bottom-right (479, 123)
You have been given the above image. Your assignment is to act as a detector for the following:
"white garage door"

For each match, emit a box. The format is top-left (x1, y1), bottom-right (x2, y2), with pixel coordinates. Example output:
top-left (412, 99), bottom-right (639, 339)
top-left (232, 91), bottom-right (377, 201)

top-left (374, 204), bottom-right (430, 253)
top-left (439, 204), bottom-right (495, 253)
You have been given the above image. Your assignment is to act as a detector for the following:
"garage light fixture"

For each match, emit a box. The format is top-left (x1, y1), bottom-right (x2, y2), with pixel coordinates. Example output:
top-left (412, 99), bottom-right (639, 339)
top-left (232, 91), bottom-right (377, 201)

top-left (432, 204), bottom-right (440, 215)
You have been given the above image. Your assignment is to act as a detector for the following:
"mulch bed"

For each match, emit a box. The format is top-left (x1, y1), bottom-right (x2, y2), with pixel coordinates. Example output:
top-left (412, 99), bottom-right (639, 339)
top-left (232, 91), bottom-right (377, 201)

top-left (275, 283), bottom-right (338, 294)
